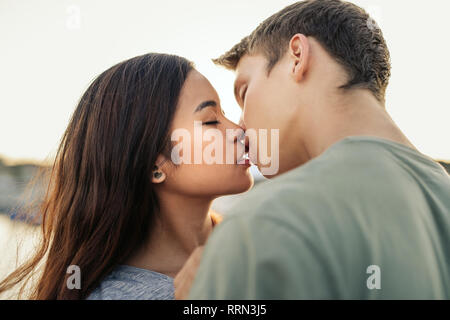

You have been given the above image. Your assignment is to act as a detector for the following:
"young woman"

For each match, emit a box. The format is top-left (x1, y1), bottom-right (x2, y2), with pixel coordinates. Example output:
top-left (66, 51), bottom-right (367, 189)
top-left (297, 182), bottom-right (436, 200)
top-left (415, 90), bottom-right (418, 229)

top-left (0, 53), bottom-right (253, 299)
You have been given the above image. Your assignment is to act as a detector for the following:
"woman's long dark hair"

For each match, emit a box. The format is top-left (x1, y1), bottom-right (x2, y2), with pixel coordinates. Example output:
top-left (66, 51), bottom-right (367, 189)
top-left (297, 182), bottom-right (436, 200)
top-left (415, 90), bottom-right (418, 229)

top-left (0, 53), bottom-right (193, 299)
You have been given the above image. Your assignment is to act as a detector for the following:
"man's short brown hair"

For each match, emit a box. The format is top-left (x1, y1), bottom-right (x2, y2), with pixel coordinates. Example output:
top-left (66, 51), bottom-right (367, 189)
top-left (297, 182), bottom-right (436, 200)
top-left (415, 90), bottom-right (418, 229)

top-left (213, 0), bottom-right (391, 102)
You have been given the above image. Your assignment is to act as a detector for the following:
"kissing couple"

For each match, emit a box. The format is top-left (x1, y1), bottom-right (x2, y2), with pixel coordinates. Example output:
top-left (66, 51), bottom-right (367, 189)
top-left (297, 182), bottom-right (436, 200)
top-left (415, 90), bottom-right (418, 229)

top-left (1, 0), bottom-right (449, 300)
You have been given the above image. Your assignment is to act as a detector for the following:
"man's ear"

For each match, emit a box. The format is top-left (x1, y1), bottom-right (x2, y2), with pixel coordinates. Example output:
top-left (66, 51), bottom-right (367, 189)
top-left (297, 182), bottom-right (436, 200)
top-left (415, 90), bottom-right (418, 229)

top-left (152, 155), bottom-right (167, 184)
top-left (289, 34), bottom-right (310, 82)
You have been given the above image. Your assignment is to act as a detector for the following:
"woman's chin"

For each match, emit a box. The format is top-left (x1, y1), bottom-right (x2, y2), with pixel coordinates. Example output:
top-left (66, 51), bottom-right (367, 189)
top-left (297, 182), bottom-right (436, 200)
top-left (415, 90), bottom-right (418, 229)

top-left (227, 169), bottom-right (254, 194)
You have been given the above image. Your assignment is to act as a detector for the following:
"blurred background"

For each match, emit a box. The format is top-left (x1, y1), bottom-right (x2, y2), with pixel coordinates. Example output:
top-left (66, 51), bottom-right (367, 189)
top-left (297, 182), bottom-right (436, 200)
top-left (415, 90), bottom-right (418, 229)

top-left (1, 0), bottom-right (449, 289)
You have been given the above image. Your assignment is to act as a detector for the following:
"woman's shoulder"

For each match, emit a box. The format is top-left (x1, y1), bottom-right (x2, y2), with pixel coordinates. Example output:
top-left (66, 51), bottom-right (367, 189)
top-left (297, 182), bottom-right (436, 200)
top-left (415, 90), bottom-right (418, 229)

top-left (86, 265), bottom-right (174, 300)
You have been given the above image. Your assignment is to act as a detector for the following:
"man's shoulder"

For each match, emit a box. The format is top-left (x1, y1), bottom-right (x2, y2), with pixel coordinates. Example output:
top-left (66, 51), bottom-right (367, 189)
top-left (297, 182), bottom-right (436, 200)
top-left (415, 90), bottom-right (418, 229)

top-left (221, 172), bottom-right (336, 243)
top-left (227, 136), bottom-right (422, 222)
top-left (221, 139), bottom-right (413, 238)
top-left (226, 154), bottom-right (356, 222)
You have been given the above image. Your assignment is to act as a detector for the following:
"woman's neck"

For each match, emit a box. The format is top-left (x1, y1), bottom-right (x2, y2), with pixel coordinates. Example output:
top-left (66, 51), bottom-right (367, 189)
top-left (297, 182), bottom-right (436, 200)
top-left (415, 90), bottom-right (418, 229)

top-left (125, 192), bottom-right (214, 278)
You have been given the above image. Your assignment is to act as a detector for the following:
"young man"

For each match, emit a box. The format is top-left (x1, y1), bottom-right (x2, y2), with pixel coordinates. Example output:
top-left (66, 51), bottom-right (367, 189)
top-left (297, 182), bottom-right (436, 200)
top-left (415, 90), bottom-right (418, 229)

top-left (175, 0), bottom-right (450, 299)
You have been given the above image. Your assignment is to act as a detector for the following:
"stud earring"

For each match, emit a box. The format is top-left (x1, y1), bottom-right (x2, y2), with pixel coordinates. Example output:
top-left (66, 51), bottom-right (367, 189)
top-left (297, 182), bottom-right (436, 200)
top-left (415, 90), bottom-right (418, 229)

top-left (153, 171), bottom-right (162, 179)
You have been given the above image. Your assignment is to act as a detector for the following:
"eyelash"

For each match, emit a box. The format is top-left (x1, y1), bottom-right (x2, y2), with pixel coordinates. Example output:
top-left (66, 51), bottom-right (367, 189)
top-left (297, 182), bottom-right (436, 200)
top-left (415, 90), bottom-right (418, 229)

top-left (203, 120), bottom-right (220, 126)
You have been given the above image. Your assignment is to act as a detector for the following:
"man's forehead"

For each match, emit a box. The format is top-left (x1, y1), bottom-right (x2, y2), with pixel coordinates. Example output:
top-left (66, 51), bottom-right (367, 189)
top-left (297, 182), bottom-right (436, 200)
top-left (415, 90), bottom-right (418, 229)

top-left (235, 53), bottom-right (266, 80)
top-left (235, 54), bottom-right (252, 77)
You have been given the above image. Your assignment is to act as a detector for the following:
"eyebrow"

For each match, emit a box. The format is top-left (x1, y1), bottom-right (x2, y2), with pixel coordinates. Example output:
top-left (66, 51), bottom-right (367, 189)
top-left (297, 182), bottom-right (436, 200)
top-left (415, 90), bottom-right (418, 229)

top-left (194, 100), bottom-right (217, 113)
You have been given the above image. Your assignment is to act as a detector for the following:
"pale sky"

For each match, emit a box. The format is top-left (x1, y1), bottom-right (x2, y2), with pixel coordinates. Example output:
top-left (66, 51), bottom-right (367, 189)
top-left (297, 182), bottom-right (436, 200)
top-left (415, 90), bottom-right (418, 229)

top-left (1, 0), bottom-right (449, 164)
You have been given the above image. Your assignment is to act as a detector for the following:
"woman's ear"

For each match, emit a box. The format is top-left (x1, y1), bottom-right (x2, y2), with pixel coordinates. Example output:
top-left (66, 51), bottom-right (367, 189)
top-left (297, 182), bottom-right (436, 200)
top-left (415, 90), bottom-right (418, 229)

top-left (289, 33), bottom-right (310, 83)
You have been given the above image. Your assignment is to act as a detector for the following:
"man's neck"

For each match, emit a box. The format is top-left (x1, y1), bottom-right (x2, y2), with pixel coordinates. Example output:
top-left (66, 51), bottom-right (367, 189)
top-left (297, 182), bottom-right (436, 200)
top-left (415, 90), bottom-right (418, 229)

top-left (301, 90), bottom-right (416, 162)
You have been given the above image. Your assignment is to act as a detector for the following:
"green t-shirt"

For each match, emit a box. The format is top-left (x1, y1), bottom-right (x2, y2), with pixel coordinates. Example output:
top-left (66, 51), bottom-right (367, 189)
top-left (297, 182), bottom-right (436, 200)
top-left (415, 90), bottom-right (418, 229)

top-left (189, 136), bottom-right (450, 299)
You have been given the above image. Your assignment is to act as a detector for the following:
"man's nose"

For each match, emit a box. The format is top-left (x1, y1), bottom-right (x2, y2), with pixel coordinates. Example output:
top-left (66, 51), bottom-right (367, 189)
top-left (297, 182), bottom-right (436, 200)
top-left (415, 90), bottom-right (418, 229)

top-left (237, 117), bottom-right (249, 151)
top-left (229, 123), bottom-right (247, 149)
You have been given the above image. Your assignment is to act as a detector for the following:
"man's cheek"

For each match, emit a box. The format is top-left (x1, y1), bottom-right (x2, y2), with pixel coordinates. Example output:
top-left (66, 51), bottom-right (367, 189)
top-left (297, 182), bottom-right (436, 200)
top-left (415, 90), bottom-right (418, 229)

top-left (246, 99), bottom-right (266, 125)
top-left (243, 104), bottom-right (259, 129)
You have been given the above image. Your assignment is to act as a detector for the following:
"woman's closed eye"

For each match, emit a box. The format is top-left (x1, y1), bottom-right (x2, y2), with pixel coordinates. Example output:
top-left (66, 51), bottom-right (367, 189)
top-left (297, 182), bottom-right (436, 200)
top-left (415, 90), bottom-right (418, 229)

top-left (203, 120), bottom-right (220, 126)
